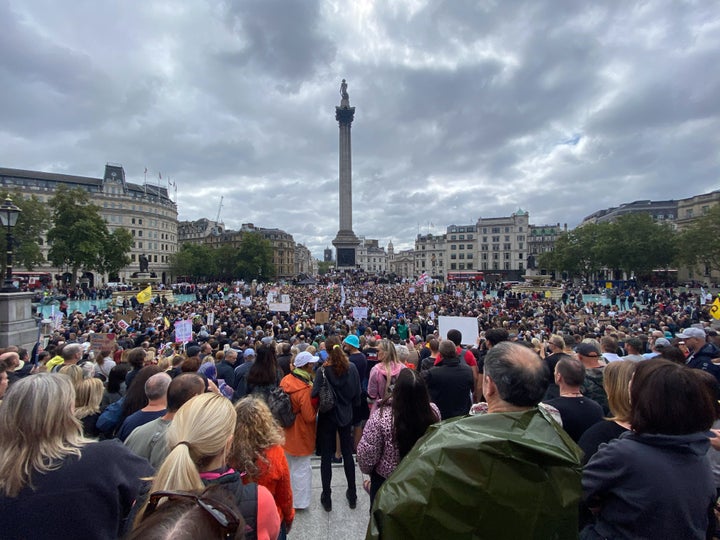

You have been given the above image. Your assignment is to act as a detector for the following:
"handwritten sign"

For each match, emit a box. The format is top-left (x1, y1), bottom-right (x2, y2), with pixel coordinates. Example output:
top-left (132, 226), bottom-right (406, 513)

top-left (174, 320), bottom-right (193, 343)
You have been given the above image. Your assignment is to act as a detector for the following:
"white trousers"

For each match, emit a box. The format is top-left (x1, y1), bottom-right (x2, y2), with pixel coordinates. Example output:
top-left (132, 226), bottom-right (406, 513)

top-left (285, 452), bottom-right (312, 509)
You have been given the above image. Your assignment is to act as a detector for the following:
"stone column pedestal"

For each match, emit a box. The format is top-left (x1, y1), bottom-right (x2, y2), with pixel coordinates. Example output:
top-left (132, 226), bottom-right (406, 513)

top-left (0, 292), bottom-right (38, 349)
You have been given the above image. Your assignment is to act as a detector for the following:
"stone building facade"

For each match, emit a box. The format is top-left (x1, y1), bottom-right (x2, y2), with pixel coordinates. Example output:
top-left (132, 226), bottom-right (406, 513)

top-left (0, 163), bottom-right (178, 285)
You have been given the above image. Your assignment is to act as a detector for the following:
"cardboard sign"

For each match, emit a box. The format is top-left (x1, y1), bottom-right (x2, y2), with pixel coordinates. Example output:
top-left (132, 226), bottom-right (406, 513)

top-left (89, 333), bottom-right (116, 353)
top-left (315, 311), bottom-right (330, 324)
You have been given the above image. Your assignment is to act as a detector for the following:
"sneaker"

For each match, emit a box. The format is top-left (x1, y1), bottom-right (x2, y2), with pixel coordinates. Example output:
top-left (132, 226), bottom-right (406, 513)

top-left (321, 493), bottom-right (332, 512)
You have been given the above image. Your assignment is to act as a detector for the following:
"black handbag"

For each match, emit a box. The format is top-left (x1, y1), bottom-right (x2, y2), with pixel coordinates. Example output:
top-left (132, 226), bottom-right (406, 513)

top-left (318, 366), bottom-right (336, 413)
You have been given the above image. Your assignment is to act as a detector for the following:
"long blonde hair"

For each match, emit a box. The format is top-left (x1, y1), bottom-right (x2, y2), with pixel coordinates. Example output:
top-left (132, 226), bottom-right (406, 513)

top-left (604, 360), bottom-right (637, 423)
top-left (74, 378), bottom-right (104, 419)
top-left (0, 374), bottom-right (92, 497)
top-left (229, 396), bottom-right (284, 478)
top-left (137, 392), bottom-right (235, 523)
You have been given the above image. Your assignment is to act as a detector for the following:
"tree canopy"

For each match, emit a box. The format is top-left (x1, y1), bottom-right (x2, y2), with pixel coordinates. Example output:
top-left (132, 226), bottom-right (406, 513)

top-left (170, 233), bottom-right (276, 282)
top-left (0, 191), bottom-right (52, 273)
top-left (538, 214), bottom-right (678, 282)
top-left (46, 185), bottom-right (132, 282)
top-left (677, 204), bottom-right (720, 276)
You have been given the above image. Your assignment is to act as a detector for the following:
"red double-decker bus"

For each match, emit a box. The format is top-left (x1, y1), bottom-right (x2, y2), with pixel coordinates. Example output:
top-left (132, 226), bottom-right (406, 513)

top-left (12, 271), bottom-right (52, 290)
top-left (446, 271), bottom-right (484, 282)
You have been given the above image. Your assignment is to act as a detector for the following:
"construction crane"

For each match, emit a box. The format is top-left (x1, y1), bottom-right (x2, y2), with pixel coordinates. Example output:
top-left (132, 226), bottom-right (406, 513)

top-left (210, 196), bottom-right (224, 236)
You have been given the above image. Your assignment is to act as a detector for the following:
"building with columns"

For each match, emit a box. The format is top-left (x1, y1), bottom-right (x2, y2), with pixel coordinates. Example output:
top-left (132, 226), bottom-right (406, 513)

top-left (0, 163), bottom-right (178, 285)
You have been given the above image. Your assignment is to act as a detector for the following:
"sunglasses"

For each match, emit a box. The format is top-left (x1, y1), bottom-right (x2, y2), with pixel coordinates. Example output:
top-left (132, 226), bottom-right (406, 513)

top-left (144, 490), bottom-right (241, 539)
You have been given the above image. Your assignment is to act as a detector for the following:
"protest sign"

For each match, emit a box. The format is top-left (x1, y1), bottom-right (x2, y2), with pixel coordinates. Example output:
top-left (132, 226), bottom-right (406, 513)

top-left (174, 320), bottom-right (193, 343)
top-left (438, 316), bottom-right (479, 345)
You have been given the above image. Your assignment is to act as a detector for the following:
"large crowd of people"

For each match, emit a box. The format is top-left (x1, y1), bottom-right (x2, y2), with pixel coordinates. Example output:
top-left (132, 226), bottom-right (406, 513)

top-left (1, 277), bottom-right (719, 539)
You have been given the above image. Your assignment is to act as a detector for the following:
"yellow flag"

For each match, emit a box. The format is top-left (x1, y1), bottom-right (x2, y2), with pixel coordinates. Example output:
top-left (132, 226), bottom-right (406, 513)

top-left (710, 297), bottom-right (720, 320)
top-left (136, 285), bottom-right (152, 304)
top-left (164, 316), bottom-right (170, 329)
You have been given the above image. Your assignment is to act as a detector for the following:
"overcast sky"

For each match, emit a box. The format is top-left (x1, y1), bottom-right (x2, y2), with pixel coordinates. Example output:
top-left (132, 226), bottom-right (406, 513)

top-left (1, 1), bottom-right (718, 257)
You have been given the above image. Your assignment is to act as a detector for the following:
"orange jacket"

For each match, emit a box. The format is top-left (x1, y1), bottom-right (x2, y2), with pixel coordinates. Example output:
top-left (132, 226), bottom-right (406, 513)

top-left (280, 371), bottom-right (317, 456)
top-left (243, 444), bottom-right (295, 527)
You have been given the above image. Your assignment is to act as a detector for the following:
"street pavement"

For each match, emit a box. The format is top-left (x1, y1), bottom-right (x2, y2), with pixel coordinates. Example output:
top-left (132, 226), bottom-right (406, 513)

top-left (289, 456), bottom-right (372, 540)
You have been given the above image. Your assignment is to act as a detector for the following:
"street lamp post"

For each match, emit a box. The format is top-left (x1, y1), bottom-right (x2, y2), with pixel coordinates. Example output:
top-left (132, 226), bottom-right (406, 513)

top-left (0, 197), bottom-right (22, 292)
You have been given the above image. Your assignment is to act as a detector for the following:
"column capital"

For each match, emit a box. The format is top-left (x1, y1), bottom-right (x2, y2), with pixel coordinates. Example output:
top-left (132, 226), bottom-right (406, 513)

top-left (335, 106), bottom-right (355, 125)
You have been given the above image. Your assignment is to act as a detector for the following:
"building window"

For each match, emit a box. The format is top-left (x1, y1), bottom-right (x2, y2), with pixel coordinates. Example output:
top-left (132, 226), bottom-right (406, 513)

top-left (467, 253), bottom-right (473, 259)
top-left (492, 227), bottom-right (500, 234)
top-left (458, 263), bottom-right (465, 269)
top-left (481, 245), bottom-right (488, 251)
top-left (504, 243), bottom-right (511, 250)
top-left (504, 262), bottom-right (510, 270)
top-left (482, 253), bottom-right (488, 260)
top-left (459, 254), bottom-right (465, 259)
top-left (482, 262), bottom-right (488, 270)
top-left (504, 253), bottom-right (510, 260)
top-left (451, 254), bottom-right (457, 260)
top-left (505, 227), bottom-right (510, 233)
top-left (459, 244), bottom-right (464, 250)
top-left (493, 253), bottom-right (499, 260)
top-left (450, 263), bottom-right (457, 270)
top-left (492, 244), bottom-right (499, 251)
top-left (451, 244), bottom-right (457, 250)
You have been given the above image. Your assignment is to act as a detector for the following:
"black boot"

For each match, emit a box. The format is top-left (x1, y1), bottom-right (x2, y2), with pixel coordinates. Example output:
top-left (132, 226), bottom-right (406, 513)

top-left (346, 488), bottom-right (357, 509)
top-left (321, 492), bottom-right (332, 512)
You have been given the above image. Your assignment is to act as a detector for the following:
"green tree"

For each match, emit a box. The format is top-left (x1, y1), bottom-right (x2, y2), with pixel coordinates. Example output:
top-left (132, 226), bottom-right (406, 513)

top-left (538, 223), bottom-right (608, 280)
top-left (601, 213), bottom-right (678, 279)
top-left (169, 243), bottom-right (217, 281)
top-left (213, 244), bottom-right (241, 281)
top-left (677, 204), bottom-right (720, 275)
top-left (236, 233), bottom-right (274, 281)
top-left (317, 260), bottom-right (334, 275)
top-left (46, 185), bottom-right (112, 282)
top-left (100, 228), bottom-right (133, 277)
top-left (0, 191), bottom-right (51, 273)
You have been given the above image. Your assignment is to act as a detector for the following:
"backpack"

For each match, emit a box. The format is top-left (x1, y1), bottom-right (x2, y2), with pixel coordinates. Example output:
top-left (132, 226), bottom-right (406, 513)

top-left (267, 386), bottom-right (296, 428)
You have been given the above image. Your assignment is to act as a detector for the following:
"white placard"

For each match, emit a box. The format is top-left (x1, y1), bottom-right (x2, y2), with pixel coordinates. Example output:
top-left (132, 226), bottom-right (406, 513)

top-left (268, 302), bottom-right (291, 312)
top-left (438, 316), bottom-right (479, 345)
top-left (281, 294), bottom-right (290, 304)
top-left (240, 297), bottom-right (252, 306)
top-left (352, 307), bottom-right (368, 320)
top-left (174, 320), bottom-right (193, 343)
top-left (206, 312), bottom-right (215, 327)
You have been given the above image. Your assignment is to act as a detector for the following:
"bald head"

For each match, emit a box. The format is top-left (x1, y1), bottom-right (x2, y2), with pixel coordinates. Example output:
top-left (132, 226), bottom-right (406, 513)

top-left (483, 342), bottom-right (549, 408)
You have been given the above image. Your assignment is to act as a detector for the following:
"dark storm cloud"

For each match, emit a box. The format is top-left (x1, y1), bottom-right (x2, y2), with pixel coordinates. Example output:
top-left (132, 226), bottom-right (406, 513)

top-left (0, 0), bottom-right (717, 256)
top-left (220, 0), bottom-right (336, 85)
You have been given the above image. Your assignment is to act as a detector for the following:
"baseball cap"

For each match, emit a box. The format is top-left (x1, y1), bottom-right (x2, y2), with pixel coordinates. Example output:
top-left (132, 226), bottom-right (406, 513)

top-left (186, 345), bottom-right (201, 358)
top-left (675, 328), bottom-right (706, 340)
top-left (294, 351), bottom-right (320, 368)
top-left (244, 348), bottom-right (256, 359)
top-left (654, 337), bottom-right (671, 348)
top-left (575, 343), bottom-right (601, 357)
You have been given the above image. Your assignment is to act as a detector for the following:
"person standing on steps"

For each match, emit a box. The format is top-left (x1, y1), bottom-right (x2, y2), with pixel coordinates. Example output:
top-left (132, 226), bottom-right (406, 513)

top-left (311, 336), bottom-right (361, 512)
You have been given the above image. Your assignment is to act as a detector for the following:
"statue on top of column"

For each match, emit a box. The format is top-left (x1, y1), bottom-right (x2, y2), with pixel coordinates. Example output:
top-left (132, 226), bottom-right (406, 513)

top-left (340, 79), bottom-right (349, 107)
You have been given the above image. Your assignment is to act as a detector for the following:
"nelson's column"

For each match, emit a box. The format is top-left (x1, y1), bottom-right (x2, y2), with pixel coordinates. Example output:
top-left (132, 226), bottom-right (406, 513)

top-left (332, 79), bottom-right (360, 268)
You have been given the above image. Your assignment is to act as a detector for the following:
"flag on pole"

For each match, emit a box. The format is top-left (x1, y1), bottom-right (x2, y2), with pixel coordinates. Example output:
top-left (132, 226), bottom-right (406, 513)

top-left (164, 316), bottom-right (171, 329)
top-left (158, 172), bottom-right (162, 180)
top-left (136, 286), bottom-right (152, 304)
top-left (710, 296), bottom-right (720, 320)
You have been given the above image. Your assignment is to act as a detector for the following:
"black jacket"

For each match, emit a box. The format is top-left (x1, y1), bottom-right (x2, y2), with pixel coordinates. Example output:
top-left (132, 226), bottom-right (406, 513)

top-left (423, 356), bottom-right (474, 420)
top-left (312, 362), bottom-right (361, 427)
